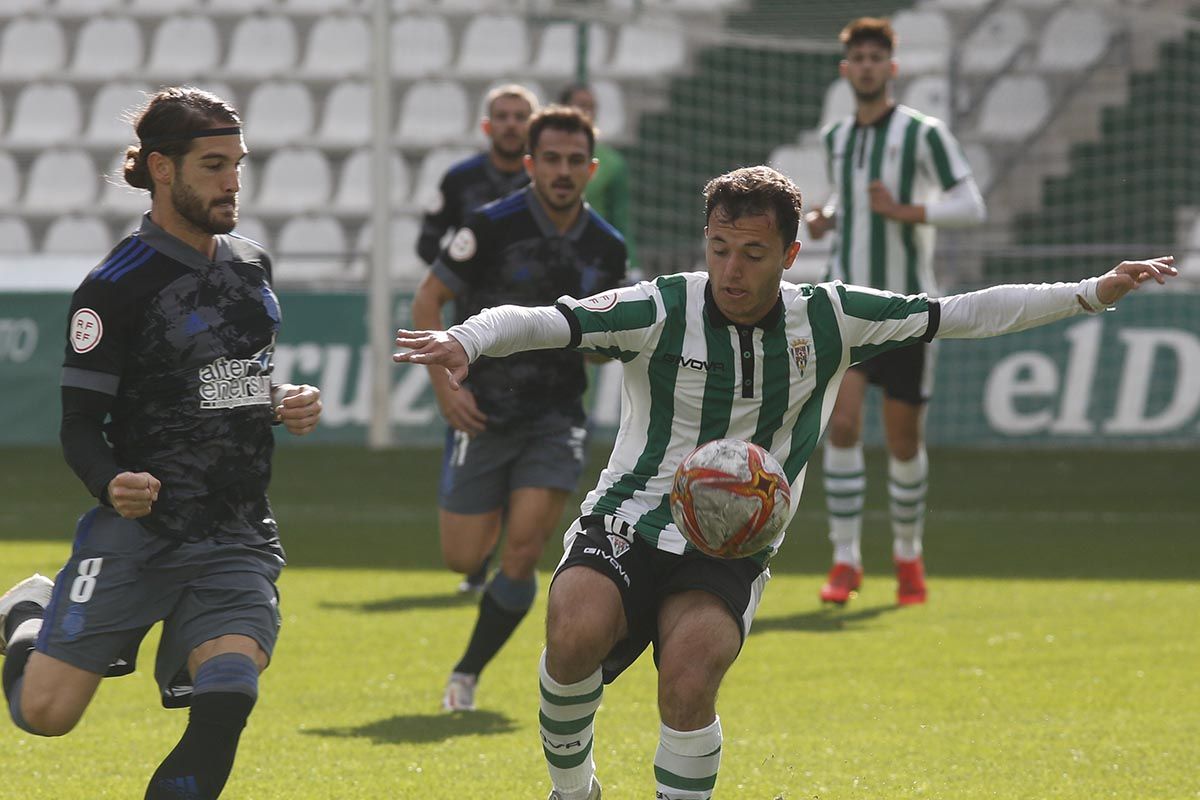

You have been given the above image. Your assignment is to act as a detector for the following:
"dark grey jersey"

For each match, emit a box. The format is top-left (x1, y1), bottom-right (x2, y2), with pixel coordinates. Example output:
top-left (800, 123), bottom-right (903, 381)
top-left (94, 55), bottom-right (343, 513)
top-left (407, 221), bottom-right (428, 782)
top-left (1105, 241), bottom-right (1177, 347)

top-left (62, 215), bottom-right (282, 544)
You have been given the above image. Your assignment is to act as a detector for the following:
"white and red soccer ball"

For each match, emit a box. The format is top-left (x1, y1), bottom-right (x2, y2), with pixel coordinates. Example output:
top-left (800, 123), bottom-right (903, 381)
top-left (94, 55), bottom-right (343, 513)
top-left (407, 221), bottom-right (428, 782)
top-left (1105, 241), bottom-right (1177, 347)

top-left (669, 438), bottom-right (792, 559)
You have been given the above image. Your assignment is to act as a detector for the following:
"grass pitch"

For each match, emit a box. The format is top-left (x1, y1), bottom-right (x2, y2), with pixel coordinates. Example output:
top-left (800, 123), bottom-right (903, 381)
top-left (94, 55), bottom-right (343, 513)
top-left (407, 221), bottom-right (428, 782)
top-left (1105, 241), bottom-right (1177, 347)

top-left (1, 445), bottom-right (1197, 799)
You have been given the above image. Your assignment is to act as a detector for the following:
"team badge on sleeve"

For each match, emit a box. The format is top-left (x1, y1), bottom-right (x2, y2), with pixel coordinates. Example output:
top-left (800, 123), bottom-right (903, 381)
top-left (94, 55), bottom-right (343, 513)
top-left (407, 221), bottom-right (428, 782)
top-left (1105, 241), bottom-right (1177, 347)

top-left (70, 308), bottom-right (103, 353)
top-left (580, 291), bottom-right (619, 312)
top-left (448, 227), bottom-right (477, 262)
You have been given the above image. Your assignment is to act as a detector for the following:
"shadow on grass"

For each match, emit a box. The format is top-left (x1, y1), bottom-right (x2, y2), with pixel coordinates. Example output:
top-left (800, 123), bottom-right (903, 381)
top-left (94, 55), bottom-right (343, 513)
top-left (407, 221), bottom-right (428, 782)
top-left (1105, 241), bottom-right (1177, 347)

top-left (751, 602), bottom-right (899, 635)
top-left (303, 710), bottom-right (518, 745)
top-left (321, 592), bottom-right (479, 614)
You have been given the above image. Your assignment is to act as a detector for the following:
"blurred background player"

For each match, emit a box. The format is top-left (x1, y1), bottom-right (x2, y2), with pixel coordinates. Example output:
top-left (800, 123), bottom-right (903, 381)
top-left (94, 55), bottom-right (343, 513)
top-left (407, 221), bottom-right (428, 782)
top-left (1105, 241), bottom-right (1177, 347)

top-left (415, 82), bottom-right (539, 594)
top-left (0, 87), bottom-right (322, 800)
top-left (416, 83), bottom-right (538, 269)
top-left (559, 83), bottom-right (638, 276)
top-left (408, 105), bottom-right (627, 712)
top-left (806, 17), bottom-right (986, 606)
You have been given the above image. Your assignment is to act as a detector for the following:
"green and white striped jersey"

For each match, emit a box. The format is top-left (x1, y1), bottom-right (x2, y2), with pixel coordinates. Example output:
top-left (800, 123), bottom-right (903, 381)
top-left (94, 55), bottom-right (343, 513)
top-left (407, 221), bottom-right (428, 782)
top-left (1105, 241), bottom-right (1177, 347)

top-left (822, 104), bottom-right (972, 295)
top-left (557, 271), bottom-right (938, 560)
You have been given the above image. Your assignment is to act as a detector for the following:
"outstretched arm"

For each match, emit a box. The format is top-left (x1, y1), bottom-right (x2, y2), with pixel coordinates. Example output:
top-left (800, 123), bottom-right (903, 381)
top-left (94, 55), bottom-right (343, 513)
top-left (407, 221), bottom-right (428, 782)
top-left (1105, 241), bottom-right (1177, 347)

top-left (936, 256), bottom-right (1177, 339)
top-left (393, 304), bottom-right (572, 390)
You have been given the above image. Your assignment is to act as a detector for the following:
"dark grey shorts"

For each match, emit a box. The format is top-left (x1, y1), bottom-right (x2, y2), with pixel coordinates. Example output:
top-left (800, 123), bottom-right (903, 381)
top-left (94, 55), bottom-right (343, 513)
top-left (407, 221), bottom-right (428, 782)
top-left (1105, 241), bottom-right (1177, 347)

top-left (850, 340), bottom-right (937, 405)
top-left (438, 421), bottom-right (588, 514)
top-left (552, 515), bottom-right (771, 684)
top-left (36, 506), bottom-right (284, 708)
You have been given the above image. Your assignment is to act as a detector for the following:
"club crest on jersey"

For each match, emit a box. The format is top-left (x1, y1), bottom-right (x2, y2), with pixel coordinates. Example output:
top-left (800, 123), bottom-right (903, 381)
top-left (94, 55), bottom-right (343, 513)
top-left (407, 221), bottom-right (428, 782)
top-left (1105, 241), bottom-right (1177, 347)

top-left (606, 534), bottom-right (630, 558)
top-left (789, 337), bottom-right (810, 376)
top-left (70, 308), bottom-right (103, 353)
top-left (448, 227), bottom-right (477, 262)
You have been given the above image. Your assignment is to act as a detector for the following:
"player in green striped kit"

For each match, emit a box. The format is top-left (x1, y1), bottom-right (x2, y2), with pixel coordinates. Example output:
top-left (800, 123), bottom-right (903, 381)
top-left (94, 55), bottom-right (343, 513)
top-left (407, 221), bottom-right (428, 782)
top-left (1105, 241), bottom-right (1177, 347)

top-left (806, 17), bottom-right (987, 605)
top-left (394, 166), bottom-right (1174, 799)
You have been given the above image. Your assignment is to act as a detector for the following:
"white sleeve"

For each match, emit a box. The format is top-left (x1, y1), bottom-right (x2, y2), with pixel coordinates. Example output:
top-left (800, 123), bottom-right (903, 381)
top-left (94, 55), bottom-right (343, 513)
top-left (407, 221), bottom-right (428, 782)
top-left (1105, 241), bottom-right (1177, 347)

top-left (935, 277), bottom-right (1108, 339)
top-left (924, 175), bottom-right (986, 227)
top-left (447, 305), bottom-right (571, 362)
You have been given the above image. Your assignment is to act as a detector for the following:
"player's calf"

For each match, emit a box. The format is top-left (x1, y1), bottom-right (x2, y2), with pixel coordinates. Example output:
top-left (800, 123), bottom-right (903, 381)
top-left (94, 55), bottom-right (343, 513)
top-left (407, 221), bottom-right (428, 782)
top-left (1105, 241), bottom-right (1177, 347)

top-left (145, 652), bottom-right (259, 800)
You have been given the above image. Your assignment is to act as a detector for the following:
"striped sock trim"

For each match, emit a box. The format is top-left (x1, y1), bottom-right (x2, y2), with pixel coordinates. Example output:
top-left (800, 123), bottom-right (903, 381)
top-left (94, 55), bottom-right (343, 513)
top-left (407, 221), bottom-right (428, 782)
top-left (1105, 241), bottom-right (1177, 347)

top-left (539, 650), bottom-right (601, 794)
top-left (654, 717), bottom-right (722, 799)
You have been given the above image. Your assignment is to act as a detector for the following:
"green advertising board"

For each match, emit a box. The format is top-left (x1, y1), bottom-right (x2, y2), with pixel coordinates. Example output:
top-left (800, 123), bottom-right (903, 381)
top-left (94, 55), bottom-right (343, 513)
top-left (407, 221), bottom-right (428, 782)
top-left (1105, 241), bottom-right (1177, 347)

top-left (2, 291), bottom-right (1198, 447)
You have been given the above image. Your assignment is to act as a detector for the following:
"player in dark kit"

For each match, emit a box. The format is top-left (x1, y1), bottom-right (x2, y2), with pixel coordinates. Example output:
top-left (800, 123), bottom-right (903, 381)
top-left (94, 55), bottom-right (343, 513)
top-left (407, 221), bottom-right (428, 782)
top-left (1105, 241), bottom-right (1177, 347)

top-left (416, 83), bottom-right (539, 269)
top-left (409, 105), bottom-right (627, 712)
top-left (0, 87), bottom-right (322, 800)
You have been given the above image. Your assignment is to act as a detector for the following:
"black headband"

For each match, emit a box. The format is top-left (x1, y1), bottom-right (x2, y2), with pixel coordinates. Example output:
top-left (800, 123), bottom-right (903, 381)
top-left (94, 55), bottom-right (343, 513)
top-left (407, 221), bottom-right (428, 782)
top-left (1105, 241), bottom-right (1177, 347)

top-left (140, 126), bottom-right (242, 150)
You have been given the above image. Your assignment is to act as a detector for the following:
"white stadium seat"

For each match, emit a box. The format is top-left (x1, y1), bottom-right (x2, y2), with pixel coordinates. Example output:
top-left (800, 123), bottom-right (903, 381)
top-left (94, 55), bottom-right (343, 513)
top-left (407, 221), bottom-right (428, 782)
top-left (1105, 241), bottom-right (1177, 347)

top-left (69, 16), bottom-right (143, 79)
top-left (276, 215), bottom-right (351, 282)
top-left (0, 93), bottom-right (5, 141)
top-left (977, 76), bottom-right (1050, 141)
top-left (608, 21), bottom-right (685, 77)
top-left (412, 146), bottom-right (475, 211)
top-left (301, 14), bottom-right (369, 78)
top-left (333, 148), bottom-right (411, 213)
top-left (396, 80), bottom-right (469, 147)
top-left (224, 16), bottom-right (298, 79)
top-left (392, 16), bottom-right (452, 79)
top-left (282, 0), bottom-right (364, 11)
top-left (819, 79), bottom-right (854, 130)
top-left (1036, 6), bottom-right (1111, 71)
top-left (7, 83), bottom-right (82, 147)
top-left (356, 216), bottom-right (423, 282)
top-left (127, 0), bottom-right (194, 14)
top-left (253, 148), bottom-right (333, 214)
top-left (903, 75), bottom-right (952, 124)
top-left (768, 143), bottom-right (830, 224)
top-left (146, 16), bottom-right (221, 80)
top-left (23, 150), bottom-right (98, 213)
top-left (0, 17), bottom-right (67, 80)
top-left (961, 143), bottom-right (994, 193)
top-left (100, 153), bottom-right (152, 214)
top-left (592, 80), bottom-right (627, 140)
top-left (0, 217), bottom-right (34, 255)
top-left (208, 0), bottom-right (274, 11)
top-left (54, 0), bottom-right (123, 14)
top-left (277, 215), bottom-right (348, 256)
top-left (0, 0), bottom-right (42, 15)
top-left (891, 10), bottom-right (951, 74)
top-left (533, 22), bottom-right (609, 78)
top-left (85, 83), bottom-right (151, 147)
top-left (0, 154), bottom-right (22, 208)
top-left (962, 9), bottom-right (1030, 76)
top-left (232, 217), bottom-right (271, 251)
top-left (43, 216), bottom-right (111, 254)
top-left (244, 81), bottom-right (316, 148)
top-left (316, 81), bottom-right (371, 147)
top-left (456, 15), bottom-right (529, 77)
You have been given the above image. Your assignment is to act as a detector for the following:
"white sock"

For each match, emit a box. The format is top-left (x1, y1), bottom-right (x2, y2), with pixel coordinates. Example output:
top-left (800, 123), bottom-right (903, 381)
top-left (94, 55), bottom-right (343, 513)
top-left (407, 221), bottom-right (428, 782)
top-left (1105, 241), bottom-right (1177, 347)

top-left (654, 716), bottom-right (723, 799)
top-left (824, 444), bottom-right (865, 567)
top-left (889, 449), bottom-right (928, 560)
top-left (539, 650), bottom-right (602, 799)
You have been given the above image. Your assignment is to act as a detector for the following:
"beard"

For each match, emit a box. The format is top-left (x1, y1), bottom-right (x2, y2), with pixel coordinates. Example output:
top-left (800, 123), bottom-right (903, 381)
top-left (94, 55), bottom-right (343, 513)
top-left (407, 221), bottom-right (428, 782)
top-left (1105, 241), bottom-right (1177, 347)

top-left (852, 84), bottom-right (888, 104)
top-left (172, 181), bottom-right (237, 235)
top-left (493, 136), bottom-right (526, 161)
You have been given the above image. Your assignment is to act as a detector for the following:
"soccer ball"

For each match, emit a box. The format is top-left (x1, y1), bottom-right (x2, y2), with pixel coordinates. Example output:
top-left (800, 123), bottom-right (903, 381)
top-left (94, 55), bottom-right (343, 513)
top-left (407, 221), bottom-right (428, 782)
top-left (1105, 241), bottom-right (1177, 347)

top-left (669, 438), bottom-right (792, 559)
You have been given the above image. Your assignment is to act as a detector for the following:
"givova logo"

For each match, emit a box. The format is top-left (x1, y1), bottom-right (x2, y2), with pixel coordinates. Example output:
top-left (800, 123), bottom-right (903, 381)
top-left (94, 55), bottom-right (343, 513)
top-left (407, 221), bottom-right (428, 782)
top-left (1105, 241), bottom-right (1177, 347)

top-left (198, 357), bottom-right (271, 410)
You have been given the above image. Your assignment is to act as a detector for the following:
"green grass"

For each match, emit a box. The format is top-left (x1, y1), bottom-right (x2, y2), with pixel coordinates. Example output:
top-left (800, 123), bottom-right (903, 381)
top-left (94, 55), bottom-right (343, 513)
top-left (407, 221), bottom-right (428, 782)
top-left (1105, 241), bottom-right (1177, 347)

top-left (1, 445), bottom-right (1198, 799)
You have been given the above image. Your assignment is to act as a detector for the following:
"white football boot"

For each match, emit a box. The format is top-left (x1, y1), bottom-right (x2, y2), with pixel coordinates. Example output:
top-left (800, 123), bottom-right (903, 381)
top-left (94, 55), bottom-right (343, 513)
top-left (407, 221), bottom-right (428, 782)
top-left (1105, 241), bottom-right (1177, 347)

top-left (441, 671), bottom-right (477, 711)
top-left (547, 778), bottom-right (601, 800)
top-left (0, 573), bottom-right (54, 655)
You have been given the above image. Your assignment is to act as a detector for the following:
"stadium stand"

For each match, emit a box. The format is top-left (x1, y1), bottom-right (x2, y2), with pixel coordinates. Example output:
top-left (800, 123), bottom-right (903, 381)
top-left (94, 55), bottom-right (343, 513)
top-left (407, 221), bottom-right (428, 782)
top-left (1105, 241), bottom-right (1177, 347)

top-left (69, 17), bottom-right (143, 80)
top-left (145, 16), bottom-right (222, 81)
top-left (244, 81), bottom-right (317, 148)
top-left (301, 15), bottom-right (371, 78)
top-left (316, 81), bottom-right (372, 147)
top-left (0, 16), bottom-right (67, 80)
top-left (42, 215), bottom-right (111, 255)
top-left (456, 15), bottom-right (530, 77)
top-left (392, 15), bottom-right (454, 78)
top-left (0, 217), bottom-right (34, 255)
top-left (6, 83), bottom-right (83, 148)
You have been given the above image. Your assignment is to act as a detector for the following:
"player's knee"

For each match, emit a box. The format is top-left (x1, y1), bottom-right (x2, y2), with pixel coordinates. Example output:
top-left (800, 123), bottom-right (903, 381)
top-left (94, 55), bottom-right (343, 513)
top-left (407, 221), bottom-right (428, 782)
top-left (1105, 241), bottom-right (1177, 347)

top-left (486, 571), bottom-right (537, 613)
top-left (657, 659), bottom-right (722, 723)
top-left (17, 690), bottom-right (84, 737)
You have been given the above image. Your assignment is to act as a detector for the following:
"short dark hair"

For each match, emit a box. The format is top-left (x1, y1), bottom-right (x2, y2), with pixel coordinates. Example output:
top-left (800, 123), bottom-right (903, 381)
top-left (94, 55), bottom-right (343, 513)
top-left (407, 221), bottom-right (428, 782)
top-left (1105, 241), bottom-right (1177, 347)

top-left (840, 17), bottom-right (896, 53)
top-left (702, 166), bottom-right (803, 248)
top-left (123, 86), bottom-right (241, 195)
top-left (527, 105), bottom-right (595, 157)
